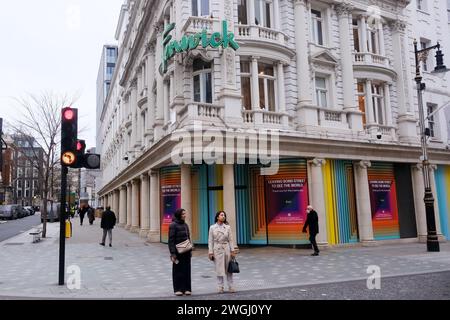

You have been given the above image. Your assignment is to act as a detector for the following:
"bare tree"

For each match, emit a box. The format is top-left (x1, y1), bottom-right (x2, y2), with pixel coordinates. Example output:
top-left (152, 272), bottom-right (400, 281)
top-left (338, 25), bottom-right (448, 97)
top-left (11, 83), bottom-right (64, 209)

top-left (10, 92), bottom-right (78, 238)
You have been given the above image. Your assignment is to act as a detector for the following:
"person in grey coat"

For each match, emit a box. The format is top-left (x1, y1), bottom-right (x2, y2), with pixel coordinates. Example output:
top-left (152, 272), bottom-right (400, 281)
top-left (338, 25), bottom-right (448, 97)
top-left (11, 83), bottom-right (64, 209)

top-left (208, 211), bottom-right (237, 293)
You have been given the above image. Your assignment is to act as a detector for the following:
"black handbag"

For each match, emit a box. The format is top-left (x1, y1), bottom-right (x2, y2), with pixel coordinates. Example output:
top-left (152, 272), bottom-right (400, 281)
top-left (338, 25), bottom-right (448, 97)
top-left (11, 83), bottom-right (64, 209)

top-left (228, 257), bottom-right (240, 273)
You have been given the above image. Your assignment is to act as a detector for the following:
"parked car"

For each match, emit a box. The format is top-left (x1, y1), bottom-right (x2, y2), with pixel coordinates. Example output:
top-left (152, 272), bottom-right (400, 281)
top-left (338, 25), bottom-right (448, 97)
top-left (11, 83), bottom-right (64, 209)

top-left (0, 205), bottom-right (24, 220)
top-left (24, 206), bottom-right (35, 216)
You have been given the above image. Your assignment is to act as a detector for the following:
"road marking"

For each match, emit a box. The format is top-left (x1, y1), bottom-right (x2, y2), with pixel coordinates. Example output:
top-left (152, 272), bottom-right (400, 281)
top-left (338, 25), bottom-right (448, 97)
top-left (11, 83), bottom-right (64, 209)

top-left (0, 221), bottom-right (7, 224)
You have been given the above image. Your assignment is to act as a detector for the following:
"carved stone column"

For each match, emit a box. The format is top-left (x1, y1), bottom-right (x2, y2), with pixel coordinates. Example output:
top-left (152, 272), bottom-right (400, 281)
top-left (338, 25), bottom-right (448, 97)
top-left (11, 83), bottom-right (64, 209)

top-left (308, 158), bottom-right (328, 247)
top-left (139, 173), bottom-right (150, 238)
top-left (131, 179), bottom-right (140, 233)
top-left (354, 161), bottom-right (376, 245)
top-left (119, 186), bottom-right (127, 227)
top-left (336, 3), bottom-right (364, 131)
top-left (390, 21), bottom-right (418, 144)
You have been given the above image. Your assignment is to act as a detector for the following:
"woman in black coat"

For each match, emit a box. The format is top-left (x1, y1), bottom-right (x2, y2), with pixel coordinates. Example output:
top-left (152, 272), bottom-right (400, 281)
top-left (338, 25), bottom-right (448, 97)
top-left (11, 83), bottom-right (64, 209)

top-left (168, 208), bottom-right (192, 296)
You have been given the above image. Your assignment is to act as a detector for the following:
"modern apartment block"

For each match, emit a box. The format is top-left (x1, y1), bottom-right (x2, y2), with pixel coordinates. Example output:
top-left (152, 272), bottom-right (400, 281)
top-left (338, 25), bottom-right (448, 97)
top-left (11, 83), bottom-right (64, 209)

top-left (96, 45), bottom-right (119, 153)
top-left (97, 0), bottom-right (450, 247)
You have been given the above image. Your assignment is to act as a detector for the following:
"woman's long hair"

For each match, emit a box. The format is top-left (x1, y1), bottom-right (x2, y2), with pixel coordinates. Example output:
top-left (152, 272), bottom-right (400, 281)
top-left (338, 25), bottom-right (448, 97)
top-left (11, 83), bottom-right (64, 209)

top-left (214, 211), bottom-right (229, 224)
top-left (173, 208), bottom-right (186, 222)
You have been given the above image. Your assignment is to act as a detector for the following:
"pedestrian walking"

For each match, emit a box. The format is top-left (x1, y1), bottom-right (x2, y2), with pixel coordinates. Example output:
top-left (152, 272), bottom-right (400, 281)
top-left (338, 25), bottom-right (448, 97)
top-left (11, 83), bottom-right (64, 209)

top-left (302, 205), bottom-right (320, 256)
top-left (100, 206), bottom-right (116, 247)
top-left (87, 205), bottom-right (95, 225)
top-left (208, 211), bottom-right (237, 293)
top-left (168, 208), bottom-right (192, 296)
top-left (78, 204), bottom-right (88, 226)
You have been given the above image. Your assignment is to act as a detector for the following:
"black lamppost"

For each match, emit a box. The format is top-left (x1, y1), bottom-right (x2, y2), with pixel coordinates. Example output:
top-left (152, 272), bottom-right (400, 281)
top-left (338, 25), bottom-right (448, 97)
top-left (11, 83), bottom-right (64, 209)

top-left (414, 39), bottom-right (449, 252)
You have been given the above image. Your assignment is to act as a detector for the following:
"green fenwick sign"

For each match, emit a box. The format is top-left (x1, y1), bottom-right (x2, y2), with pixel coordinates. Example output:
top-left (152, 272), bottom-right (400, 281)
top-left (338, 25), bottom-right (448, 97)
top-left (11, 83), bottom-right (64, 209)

top-left (159, 20), bottom-right (239, 75)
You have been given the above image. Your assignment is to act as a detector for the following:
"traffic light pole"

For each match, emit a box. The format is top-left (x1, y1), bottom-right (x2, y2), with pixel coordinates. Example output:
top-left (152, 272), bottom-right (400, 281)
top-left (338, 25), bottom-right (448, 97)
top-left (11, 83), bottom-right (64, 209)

top-left (58, 165), bottom-right (68, 285)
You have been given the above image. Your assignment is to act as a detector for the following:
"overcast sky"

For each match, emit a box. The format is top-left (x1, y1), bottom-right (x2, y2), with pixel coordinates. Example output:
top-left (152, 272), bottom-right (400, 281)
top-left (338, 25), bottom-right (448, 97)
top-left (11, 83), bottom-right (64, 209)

top-left (0, 0), bottom-right (124, 148)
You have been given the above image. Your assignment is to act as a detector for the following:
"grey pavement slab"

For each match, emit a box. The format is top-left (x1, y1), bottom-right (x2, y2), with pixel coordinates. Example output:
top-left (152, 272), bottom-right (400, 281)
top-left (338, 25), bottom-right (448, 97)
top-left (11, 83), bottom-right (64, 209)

top-left (0, 218), bottom-right (450, 299)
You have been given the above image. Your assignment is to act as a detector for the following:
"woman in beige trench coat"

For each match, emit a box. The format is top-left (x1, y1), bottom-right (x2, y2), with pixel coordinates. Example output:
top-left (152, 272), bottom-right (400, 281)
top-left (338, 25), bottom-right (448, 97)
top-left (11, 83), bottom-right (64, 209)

top-left (208, 211), bottom-right (237, 293)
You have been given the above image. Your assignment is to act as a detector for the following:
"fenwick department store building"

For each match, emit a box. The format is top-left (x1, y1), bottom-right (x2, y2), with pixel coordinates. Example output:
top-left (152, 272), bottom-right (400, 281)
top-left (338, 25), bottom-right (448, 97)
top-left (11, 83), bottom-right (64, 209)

top-left (97, 0), bottom-right (450, 248)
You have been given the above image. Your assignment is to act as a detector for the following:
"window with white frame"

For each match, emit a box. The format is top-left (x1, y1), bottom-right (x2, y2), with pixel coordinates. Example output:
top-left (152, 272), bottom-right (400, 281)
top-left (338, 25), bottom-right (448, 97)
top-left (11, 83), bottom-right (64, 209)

top-left (238, 0), bottom-right (248, 25)
top-left (311, 9), bottom-right (324, 46)
top-left (417, 0), bottom-right (427, 12)
top-left (258, 62), bottom-right (277, 111)
top-left (427, 103), bottom-right (438, 138)
top-left (315, 76), bottom-right (328, 108)
top-left (420, 39), bottom-right (433, 72)
top-left (193, 59), bottom-right (213, 104)
top-left (192, 0), bottom-right (210, 16)
top-left (353, 19), bottom-right (361, 52)
top-left (367, 23), bottom-right (380, 54)
top-left (255, 0), bottom-right (272, 28)
top-left (240, 62), bottom-right (252, 110)
top-left (357, 81), bottom-right (366, 124)
top-left (371, 83), bottom-right (385, 125)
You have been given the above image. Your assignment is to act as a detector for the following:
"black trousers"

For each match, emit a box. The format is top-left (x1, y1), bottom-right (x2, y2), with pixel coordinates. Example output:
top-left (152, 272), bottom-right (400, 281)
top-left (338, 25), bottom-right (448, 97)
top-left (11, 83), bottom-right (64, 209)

top-left (172, 251), bottom-right (192, 293)
top-left (309, 234), bottom-right (319, 253)
top-left (80, 213), bottom-right (85, 225)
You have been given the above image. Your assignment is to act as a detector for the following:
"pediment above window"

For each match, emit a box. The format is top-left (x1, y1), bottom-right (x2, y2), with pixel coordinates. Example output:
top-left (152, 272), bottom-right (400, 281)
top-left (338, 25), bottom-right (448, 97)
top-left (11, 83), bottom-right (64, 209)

top-left (310, 50), bottom-right (339, 68)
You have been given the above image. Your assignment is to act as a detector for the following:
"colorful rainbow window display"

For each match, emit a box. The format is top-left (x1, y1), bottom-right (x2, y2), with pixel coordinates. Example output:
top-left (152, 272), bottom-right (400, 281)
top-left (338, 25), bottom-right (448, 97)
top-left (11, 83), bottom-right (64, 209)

top-left (368, 163), bottom-right (400, 240)
top-left (436, 165), bottom-right (450, 240)
top-left (160, 167), bottom-right (181, 243)
top-left (323, 160), bottom-right (359, 245)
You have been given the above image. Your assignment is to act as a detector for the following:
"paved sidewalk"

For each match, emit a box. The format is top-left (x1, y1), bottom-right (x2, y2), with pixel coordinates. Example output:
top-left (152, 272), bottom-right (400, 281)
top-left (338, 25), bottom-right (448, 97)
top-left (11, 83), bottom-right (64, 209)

top-left (0, 218), bottom-right (450, 299)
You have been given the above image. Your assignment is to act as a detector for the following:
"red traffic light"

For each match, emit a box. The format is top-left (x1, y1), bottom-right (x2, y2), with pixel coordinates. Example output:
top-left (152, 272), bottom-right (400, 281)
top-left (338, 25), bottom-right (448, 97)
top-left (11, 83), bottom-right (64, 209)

top-left (76, 141), bottom-right (84, 151)
top-left (63, 108), bottom-right (75, 121)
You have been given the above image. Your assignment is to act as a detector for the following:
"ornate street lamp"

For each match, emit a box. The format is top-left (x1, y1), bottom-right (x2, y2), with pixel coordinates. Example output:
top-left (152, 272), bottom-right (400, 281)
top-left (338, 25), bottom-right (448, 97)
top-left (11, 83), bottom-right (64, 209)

top-left (414, 40), bottom-right (449, 252)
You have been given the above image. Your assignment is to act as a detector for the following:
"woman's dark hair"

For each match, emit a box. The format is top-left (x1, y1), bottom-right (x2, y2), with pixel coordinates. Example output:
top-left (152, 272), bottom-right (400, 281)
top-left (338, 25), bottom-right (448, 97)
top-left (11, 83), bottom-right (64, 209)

top-left (215, 211), bottom-right (228, 224)
top-left (173, 208), bottom-right (186, 221)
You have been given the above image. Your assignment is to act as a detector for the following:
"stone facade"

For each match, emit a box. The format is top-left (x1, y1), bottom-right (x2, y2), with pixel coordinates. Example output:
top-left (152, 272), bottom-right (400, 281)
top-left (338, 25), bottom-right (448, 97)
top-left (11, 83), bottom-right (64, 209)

top-left (97, 0), bottom-right (450, 245)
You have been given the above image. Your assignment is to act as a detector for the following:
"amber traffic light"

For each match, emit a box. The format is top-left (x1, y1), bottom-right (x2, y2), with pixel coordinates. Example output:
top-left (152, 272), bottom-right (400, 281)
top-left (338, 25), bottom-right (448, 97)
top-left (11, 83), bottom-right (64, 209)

top-left (61, 107), bottom-right (78, 167)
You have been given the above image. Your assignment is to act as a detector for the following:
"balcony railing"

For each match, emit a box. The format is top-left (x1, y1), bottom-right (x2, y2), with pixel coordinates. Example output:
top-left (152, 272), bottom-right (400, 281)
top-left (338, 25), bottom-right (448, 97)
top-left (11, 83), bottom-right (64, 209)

top-left (364, 124), bottom-right (397, 139)
top-left (317, 109), bottom-right (348, 128)
top-left (353, 52), bottom-right (391, 67)
top-left (182, 16), bottom-right (220, 34)
top-left (177, 103), bottom-right (225, 125)
top-left (241, 109), bottom-right (289, 127)
top-left (235, 25), bottom-right (288, 46)
top-left (378, 125), bottom-right (396, 136)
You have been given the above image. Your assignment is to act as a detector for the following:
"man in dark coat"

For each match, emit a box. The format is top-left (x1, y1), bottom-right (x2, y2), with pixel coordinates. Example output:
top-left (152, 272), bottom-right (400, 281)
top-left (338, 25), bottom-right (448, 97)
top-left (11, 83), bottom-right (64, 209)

top-left (87, 205), bottom-right (95, 225)
top-left (78, 204), bottom-right (88, 226)
top-left (100, 206), bottom-right (116, 247)
top-left (302, 205), bottom-right (320, 256)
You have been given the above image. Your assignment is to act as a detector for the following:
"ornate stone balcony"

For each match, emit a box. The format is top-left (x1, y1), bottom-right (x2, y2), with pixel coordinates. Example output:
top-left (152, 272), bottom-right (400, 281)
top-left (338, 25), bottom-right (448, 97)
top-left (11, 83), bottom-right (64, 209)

top-left (317, 108), bottom-right (349, 129)
top-left (365, 124), bottom-right (397, 140)
top-left (353, 52), bottom-right (396, 80)
top-left (177, 103), bottom-right (225, 127)
top-left (236, 24), bottom-right (289, 47)
top-left (242, 109), bottom-right (289, 128)
top-left (182, 16), bottom-right (220, 35)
